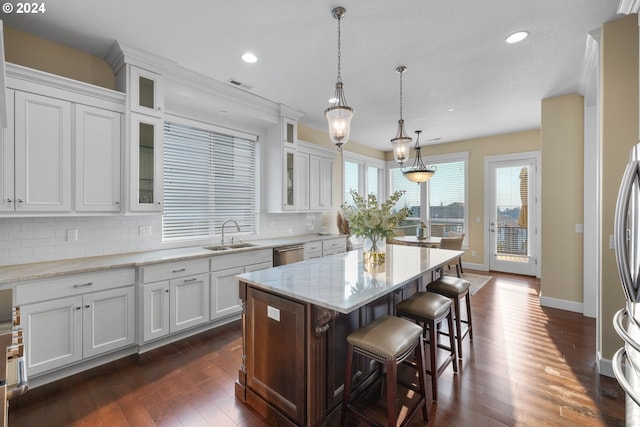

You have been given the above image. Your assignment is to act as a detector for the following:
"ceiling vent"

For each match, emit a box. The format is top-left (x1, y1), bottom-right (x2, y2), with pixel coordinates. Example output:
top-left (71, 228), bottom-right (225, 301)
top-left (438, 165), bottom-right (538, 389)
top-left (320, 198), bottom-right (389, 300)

top-left (226, 78), bottom-right (253, 90)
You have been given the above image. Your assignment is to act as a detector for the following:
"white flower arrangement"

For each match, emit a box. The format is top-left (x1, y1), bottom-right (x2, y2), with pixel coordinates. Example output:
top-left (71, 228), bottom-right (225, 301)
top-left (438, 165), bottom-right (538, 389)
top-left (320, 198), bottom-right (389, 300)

top-left (341, 189), bottom-right (410, 252)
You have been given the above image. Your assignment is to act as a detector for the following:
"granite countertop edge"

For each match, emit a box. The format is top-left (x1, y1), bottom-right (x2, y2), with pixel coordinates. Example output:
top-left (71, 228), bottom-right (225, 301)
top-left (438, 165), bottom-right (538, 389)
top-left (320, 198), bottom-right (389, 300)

top-left (0, 234), bottom-right (346, 285)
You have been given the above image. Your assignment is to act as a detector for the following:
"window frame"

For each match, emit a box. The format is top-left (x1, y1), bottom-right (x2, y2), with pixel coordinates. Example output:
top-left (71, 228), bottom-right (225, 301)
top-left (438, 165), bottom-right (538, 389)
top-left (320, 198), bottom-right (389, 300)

top-left (386, 151), bottom-right (469, 247)
top-left (343, 151), bottom-right (385, 204)
top-left (162, 114), bottom-right (259, 243)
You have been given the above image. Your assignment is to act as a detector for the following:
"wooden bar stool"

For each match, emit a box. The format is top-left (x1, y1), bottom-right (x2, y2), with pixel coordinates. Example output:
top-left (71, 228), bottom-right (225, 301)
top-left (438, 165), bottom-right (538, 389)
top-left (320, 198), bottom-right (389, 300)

top-left (340, 315), bottom-right (428, 427)
top-left (428, 276), bottom-right (473, 359)
top-left (396, 292), bottom-right (457, 401)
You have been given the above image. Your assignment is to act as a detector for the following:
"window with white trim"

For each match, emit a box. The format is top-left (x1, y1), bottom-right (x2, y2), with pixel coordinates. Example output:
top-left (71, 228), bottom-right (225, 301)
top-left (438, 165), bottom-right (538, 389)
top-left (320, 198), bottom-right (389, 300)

top-left (162, 120), bottom-right (257, 242)
top-left (389, 152), bottom-right (468, 242)
top-left (343, 152), bottom-right (384, 206)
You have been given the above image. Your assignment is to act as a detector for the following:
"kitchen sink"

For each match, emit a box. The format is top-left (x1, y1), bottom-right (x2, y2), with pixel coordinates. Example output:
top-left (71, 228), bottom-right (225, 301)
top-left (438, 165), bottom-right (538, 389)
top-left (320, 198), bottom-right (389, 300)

top-left (203, 243), bottom-right (259, 252)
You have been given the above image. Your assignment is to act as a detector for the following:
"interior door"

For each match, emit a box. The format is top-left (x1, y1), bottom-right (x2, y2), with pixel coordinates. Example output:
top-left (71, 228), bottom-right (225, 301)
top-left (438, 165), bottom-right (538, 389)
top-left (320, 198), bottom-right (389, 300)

top-left (488, 158), bottom-right (538, 275)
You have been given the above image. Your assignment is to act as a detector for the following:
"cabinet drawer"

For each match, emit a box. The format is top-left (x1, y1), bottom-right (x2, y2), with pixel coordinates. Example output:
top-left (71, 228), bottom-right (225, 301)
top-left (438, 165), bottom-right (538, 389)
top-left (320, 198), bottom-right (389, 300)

top-left (16, 268), bottom-right (135, 305)
top-left (141, 258), bottom-right (209, 283)
top-left (322, 237), bottom-right (346, 252)
top-left (210, 249), bottom-right (272, 272)
top-left (304, 241), bottom-right (322, 254)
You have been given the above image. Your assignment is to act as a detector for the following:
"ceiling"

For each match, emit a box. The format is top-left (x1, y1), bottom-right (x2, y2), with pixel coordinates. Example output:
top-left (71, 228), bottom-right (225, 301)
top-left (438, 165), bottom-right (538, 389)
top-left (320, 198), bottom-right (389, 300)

top-left (2, 0), bottom-right (624, 151)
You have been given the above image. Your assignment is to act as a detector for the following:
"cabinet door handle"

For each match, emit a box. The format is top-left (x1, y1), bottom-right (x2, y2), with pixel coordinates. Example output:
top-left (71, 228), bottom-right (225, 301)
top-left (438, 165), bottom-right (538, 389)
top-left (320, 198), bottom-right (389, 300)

top-left (73, 282), bottom-right (93, 288)
top-left (172, 268), bottom-right (186, 273)
top-left (85, 304), bottom-right (90, 309)
top-left (6, 198), bottom-right (12, 203)
top-left (184, 278), bottom-right (197, 283)
top-left (17, 199), bottom-right (23, 204)
top-left (165, 289), bottom-right (169, 293)
top-left (75, 306), bottom-right (82, 310)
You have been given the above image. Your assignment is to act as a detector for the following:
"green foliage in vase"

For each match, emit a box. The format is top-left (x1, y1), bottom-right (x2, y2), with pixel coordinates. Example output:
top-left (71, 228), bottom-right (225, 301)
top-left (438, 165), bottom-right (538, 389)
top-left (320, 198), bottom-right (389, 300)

top-left (341, 190), bottom-right (411, 242)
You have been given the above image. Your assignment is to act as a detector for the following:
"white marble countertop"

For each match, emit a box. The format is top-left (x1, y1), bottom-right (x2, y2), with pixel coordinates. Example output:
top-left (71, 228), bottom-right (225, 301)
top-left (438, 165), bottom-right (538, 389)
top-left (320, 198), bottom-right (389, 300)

top-left (237, 245), bottom-right (463, 314)
top-left (0, 234), bottom-right (345, 285)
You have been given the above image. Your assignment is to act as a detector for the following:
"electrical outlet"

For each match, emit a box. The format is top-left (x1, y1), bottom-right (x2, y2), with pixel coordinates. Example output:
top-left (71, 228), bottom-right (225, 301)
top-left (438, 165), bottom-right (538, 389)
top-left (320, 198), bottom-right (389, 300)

top-left (66, 229), bottom-right (78, 241)
top-left (471, 250), bottom-right (477, 257)
top-left (139, 225), bottom-right (152, 236)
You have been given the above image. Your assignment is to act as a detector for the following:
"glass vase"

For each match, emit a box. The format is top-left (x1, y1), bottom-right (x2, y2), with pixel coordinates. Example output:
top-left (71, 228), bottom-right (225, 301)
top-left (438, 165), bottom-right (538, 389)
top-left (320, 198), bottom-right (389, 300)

top-left (363, 236), bottom-right (386, 265)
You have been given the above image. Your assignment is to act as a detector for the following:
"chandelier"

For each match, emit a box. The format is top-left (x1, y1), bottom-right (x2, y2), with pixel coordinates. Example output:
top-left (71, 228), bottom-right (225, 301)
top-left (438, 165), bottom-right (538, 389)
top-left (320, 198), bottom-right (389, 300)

top-left (324, 6), bottom-right (353, 150)
top-left (402, 130), bottom-right (435, 183)
top-left (390, 66), bottom-right (412, 165)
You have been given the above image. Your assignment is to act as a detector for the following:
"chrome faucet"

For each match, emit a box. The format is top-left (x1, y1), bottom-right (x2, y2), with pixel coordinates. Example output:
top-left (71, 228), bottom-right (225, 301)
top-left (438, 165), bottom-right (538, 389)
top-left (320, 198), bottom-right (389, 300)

top-left (221, 219), bottom-right (240, 247)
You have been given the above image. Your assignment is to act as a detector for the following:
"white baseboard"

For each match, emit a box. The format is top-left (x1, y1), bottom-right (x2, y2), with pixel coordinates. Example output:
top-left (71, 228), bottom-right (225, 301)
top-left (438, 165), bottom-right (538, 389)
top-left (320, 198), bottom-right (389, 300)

top-left (462, 262), bottom-right (488, 271)
top-left (539, 295), bottom-right (584, 314)
top-left (598, 352), bottom-right (615, 378)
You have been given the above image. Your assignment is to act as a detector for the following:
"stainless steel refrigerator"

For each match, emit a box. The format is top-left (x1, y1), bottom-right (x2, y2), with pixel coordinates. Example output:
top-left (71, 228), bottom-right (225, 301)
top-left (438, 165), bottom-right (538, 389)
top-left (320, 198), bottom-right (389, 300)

top-left (613, 143), bottom-right (640, 426)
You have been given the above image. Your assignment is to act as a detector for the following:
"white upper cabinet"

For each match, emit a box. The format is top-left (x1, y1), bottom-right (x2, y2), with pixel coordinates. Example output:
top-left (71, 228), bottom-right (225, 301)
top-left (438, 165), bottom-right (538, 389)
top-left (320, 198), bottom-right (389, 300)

top-left (75, 104), bottom-right (122, 212)
top-left (129, 66), bottom-right (164, 116)
top-left (0, 64), bottom-right (125, 216)
top-left (14, 91), bottom-right (72, 212)
top-left (0, 89), bottom-right (14, 212)
top-left (129, 113), bottom-right (163, 212)
top-left (309, 154), bottom-right (333, 211)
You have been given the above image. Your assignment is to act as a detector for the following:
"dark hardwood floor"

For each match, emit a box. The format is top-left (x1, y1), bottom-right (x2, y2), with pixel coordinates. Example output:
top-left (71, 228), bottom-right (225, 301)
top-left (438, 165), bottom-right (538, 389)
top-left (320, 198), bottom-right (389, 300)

top-left (8, 271), bottom-right (625, 426)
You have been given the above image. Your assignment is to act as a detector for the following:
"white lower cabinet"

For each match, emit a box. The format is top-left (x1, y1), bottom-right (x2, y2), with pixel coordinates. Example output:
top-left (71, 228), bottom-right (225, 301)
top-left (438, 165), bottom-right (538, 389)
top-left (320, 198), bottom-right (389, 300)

top-left (141, 259), bottom-right (210, 342)
top-left (141, 273), bottom-right (210, 342)
top-left (210, 249), bottom-right (272, 320)
top-left (322, 237), bottom-right (347, 256)
top-left (21, 283), bottom-right (135, 377)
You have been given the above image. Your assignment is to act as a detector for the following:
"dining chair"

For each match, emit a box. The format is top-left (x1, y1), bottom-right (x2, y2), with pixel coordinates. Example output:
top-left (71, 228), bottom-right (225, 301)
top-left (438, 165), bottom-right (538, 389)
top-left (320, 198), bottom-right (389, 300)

top-left (438, 233), bottom-right (464, 277)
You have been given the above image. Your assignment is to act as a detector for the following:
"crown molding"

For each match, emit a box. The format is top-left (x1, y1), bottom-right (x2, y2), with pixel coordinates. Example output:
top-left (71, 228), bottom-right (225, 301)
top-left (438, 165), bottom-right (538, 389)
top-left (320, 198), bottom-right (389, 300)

top-left (618, 0), bottom-right (640, 14)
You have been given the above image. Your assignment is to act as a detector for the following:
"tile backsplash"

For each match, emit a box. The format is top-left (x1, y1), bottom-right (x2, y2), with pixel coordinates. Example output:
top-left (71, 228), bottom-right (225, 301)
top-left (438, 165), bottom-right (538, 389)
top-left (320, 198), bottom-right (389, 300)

top-left (0, 211), bottom-right (335, 267)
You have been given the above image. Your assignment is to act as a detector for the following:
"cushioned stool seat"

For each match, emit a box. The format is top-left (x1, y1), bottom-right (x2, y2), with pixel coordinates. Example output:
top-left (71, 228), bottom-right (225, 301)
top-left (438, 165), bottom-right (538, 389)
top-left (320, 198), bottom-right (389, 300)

top-left (396, 292), bottom-right (457, 401)
top-left (428, 275), bottom-right (473, 359)
top-left (341, 315), bottom-right (428, 427)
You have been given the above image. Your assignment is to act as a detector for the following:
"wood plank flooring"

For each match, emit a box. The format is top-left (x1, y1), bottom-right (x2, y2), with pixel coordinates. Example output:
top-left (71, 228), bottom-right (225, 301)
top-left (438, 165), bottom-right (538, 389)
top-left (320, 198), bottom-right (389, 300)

top-left (8, 271), bottom-right (626, 426)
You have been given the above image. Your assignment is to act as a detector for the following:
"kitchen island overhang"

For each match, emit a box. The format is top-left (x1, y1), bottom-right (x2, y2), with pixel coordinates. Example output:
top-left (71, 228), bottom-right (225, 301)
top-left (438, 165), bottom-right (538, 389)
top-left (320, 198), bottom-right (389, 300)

top-left (234, 245), bottom-right (464, 426)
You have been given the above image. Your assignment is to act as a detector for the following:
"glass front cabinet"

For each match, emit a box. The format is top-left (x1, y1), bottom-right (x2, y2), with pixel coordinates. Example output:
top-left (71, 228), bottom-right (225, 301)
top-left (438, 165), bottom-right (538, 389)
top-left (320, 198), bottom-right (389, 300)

top-left (129, 66), bottom-right (164, 116)
top-left (130, 114), bottom-right (163, 212)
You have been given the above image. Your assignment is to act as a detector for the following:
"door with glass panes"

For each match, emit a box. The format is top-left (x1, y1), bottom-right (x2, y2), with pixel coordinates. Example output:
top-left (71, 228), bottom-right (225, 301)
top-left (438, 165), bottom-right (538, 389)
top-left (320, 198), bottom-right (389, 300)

top-left (488, 157), bottom-right (538, 275)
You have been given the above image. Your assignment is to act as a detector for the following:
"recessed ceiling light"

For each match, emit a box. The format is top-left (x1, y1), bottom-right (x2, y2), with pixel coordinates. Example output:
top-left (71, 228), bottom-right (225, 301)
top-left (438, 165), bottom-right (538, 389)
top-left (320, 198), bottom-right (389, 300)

top-left (506, 31), bottom-right (528, 44)
top-left (242, 52), bottom-right (257, 63)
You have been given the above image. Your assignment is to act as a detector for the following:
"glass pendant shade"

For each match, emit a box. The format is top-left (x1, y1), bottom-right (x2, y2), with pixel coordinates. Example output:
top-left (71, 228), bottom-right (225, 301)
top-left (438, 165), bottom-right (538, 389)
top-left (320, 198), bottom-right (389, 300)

top-left (391, 66), bottom-right (412, 164)
top-left (402, 130), bottom-right (435, 183)
top-left (326, 7), bottom-right (353, 149)
top-left (391, 119), bottom-right (411, 165)
top-left (325, 82), bottom-right (353, 148)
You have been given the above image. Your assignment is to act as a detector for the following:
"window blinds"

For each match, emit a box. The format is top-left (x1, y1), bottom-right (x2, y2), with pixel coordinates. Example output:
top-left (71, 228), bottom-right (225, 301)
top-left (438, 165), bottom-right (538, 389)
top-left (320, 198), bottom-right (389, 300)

top-left (163, 121), bottom-right (256, 242)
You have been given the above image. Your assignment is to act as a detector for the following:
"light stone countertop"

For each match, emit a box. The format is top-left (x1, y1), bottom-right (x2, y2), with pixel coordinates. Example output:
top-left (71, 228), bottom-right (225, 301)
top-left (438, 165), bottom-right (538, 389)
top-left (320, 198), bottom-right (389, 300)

top-left (237, 245), bottom-right (464, 314)
top-left (0, 234), bottom-right (345, 285)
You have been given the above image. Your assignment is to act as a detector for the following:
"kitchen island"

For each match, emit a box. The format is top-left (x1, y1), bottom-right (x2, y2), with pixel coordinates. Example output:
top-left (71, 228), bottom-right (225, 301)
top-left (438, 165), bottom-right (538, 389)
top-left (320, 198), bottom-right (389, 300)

top-left (234, 245), bottom-right (463, 426)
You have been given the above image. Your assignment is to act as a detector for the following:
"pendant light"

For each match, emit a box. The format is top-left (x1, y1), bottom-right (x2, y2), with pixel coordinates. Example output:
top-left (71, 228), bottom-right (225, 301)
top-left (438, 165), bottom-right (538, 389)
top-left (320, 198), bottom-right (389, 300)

top-left (391, 66), bottom-right (412, 165)
top-left (325, 6), bottom-right (353, 150)
top-left (403, 130), bottom-right (435, 183)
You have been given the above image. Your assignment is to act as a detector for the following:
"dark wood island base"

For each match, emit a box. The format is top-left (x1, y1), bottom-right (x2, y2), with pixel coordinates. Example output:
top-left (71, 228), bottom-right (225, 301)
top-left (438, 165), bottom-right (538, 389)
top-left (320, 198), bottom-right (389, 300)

top-left (233, 247), bottom-right (463, 426)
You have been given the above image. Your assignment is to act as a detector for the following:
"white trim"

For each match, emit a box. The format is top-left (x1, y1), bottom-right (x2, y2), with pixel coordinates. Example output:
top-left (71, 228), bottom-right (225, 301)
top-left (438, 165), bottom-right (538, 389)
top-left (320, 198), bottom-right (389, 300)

top-left (462, 262), bottom-right (488, 271)
top-left (344, 151), bottom-right (385, 169)
top-left (597, 352), bottom-right (615, 378)
top-left (164, 112), bottom-right (258, 142)
top-left (539, 295), bottom-right (583, 313)
top-left (484, 151), bottom-right (542, 278)
top-left (343, 151), bottom-right (386, 204)
top-left (5, 63), bottom-right (125, 111)
top-left (618, 0), bottom-right (640, 14)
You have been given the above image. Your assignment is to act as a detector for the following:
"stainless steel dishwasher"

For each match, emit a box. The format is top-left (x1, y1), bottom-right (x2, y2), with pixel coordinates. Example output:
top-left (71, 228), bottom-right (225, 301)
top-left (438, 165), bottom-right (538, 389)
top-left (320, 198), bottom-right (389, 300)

top-left (273, 244), bottom-right (305, 266)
